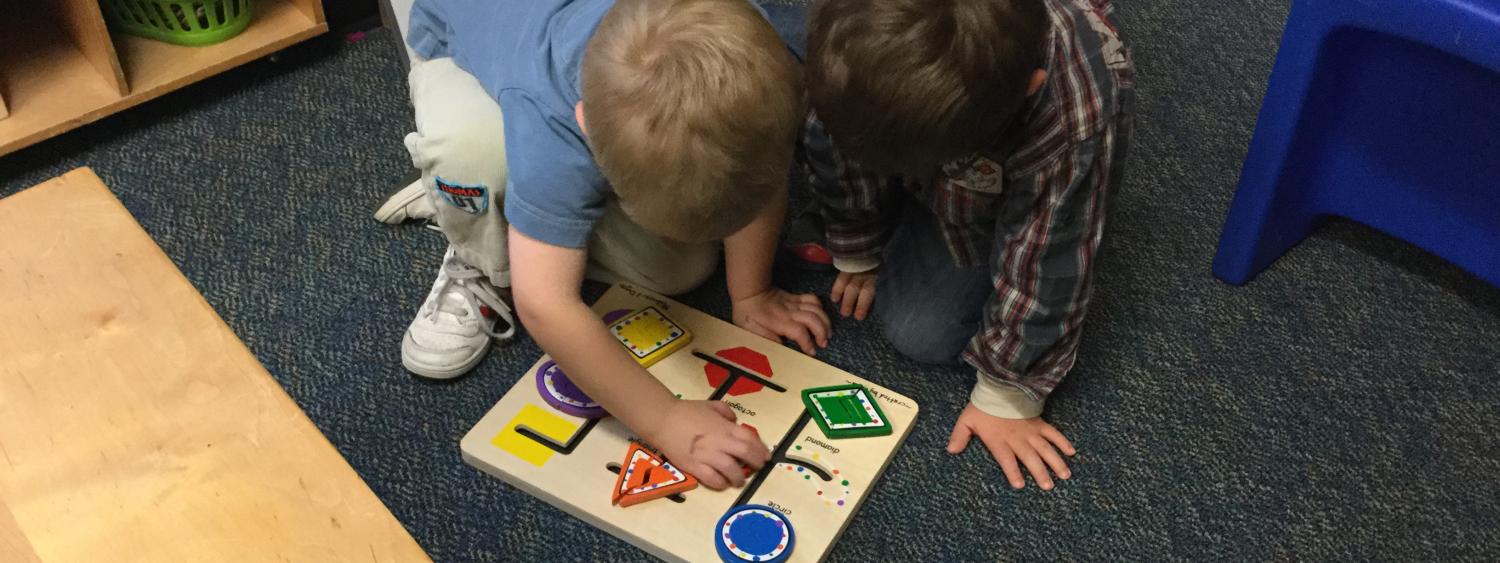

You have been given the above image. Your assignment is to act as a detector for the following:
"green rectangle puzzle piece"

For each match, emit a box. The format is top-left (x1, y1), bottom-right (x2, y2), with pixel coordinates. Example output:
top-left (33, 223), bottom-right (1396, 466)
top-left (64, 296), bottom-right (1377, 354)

top-left (801, 384), bottom-right (892, 439)
top-left (814, 394), bottom-right (872, 426)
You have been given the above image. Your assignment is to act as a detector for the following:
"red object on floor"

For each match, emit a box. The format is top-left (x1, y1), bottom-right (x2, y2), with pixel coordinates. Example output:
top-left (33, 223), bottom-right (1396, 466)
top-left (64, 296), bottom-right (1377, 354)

top-left (788, 243), bottom-right (833, 266)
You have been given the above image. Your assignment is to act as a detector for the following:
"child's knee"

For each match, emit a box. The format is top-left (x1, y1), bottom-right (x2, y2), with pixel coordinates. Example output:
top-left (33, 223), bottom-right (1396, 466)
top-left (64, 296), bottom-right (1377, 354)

top-left (880, 305), bottom-right (969, 365)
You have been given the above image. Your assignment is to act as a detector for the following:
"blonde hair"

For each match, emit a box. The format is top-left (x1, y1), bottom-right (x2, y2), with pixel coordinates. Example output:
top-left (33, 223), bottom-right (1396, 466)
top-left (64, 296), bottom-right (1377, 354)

top-left (582, 0), bottom-right (800, 242)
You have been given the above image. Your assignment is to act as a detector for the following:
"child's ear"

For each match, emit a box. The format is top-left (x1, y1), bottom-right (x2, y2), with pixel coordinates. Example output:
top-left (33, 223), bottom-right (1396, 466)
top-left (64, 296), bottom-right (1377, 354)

top-left (575, 102), bottom-right (588, 137)
top-left (1027, 70), bottom-right (1048, 96)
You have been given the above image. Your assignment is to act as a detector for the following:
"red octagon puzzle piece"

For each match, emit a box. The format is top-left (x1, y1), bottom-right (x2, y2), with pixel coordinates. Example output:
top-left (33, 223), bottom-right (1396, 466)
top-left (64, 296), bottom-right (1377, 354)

top-left (703, 347), bottom-right (772, 396)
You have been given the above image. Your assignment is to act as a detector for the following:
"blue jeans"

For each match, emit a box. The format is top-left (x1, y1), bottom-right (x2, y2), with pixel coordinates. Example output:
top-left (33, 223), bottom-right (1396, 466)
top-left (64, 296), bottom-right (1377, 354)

top-left (874, 204), bottom-right (993, 365)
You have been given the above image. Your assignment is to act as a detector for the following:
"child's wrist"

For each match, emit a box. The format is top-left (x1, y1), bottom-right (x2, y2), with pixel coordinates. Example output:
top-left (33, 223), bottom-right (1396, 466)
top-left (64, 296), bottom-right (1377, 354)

top-left (633, 394), bottom-right (684, 445)
top-left (728, 284), bottom-right (774, 307)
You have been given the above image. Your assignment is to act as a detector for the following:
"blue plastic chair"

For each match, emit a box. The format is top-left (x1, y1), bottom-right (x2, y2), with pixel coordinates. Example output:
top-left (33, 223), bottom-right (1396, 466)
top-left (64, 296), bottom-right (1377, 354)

top-left (1213, 0), bottom-right (1500, 286)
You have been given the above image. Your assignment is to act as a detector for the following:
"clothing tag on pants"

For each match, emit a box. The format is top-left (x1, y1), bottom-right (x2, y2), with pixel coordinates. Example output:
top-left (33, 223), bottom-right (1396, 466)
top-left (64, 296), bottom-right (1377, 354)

top-left (435, 177), bottom-right (489, 215)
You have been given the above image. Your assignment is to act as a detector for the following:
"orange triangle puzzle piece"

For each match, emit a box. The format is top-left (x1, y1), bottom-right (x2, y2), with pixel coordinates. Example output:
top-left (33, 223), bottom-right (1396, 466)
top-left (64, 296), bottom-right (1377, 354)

top-left (610, 442), bottom-right (698, 508)
top-left (626, 462), bottom-right (653, 490)
top-left (611, 444), bottom-right (649, 505)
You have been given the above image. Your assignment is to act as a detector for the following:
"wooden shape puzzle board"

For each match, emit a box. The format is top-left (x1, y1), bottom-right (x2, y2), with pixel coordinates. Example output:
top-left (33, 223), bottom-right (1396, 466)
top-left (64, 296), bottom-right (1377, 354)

top-left (462, 284), bottom-right (920, 562)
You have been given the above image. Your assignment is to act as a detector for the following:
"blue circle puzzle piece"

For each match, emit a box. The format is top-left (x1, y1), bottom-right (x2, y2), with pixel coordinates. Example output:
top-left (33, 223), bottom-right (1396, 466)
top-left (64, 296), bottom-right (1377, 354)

top-left (714, 504), bottom-right (794, 563)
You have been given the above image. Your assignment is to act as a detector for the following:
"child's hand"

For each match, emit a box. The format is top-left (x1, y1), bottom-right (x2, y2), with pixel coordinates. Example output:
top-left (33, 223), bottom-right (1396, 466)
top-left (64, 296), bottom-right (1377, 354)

top-left (732, 287), bottom-right (831, 356)
top-left (830, 269), bottom-right (879, 320)
top-left (946, 403), bottom-right (1076, 490)
top-left (647, 400), bottom-right (771, 490)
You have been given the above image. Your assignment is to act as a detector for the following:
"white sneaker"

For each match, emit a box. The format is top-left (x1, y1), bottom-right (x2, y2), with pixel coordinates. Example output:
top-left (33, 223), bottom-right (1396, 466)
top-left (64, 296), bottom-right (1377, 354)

top-left (402, 247), bottom-right (516, 379)
top-left (375, 179), bottom-right (437, 224)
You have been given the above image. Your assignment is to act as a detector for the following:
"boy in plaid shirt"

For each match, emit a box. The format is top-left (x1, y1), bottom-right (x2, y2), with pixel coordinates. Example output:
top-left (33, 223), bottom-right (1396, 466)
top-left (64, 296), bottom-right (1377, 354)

top-left (802, 0), bottom-right (1133, 490)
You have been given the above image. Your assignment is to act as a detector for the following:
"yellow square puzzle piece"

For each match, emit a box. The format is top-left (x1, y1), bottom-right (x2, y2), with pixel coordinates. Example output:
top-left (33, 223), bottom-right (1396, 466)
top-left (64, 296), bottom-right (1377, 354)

top-left (609, 307), bottom-right (692, 368)
top-left (492, 404), bottom-right (580, 467)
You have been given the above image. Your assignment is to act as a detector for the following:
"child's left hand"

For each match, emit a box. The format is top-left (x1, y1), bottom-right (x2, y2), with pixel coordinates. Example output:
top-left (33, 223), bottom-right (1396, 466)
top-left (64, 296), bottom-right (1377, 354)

top-left (947, 403), bottom-right (1076, 490)
top-left (732, 287), bottom-right (831, 356)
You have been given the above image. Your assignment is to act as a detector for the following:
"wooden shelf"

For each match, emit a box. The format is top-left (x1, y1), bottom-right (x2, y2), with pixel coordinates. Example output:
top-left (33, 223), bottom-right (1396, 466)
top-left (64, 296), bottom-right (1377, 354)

top-left (0, 0), bottom-right (326, 157)
top-left (55, 0), bottom-right (129, 96)
top-left (116, 0), bottom-right (324, 101)
top-left (0, 9), bottom-right (126, 155)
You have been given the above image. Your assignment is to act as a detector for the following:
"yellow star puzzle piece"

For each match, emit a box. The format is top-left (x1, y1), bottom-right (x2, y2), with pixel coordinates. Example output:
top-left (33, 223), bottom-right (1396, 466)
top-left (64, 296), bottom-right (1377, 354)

top-left (608, 307), bottom-right (691, 368)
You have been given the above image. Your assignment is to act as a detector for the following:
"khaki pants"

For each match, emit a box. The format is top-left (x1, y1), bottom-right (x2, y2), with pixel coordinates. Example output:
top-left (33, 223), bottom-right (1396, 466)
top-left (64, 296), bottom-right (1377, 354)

top-left (403, 57), bottom-right (719, 295)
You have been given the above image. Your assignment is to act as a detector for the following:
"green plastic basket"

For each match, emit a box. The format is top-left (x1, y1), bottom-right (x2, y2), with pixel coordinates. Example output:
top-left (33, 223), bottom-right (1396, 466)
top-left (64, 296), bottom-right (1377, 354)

top-left (100, 0), bottom-right (253, 46)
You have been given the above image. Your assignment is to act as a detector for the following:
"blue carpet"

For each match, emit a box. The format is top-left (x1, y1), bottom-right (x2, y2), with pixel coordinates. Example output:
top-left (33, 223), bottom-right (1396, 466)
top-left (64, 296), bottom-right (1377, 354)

top-left (4, 1), bottom-right (1499, 560)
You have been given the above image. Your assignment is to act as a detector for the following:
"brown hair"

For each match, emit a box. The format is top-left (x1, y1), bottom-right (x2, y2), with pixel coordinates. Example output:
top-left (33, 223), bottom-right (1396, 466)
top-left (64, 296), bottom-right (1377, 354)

top-left (807, 0), bottom-right (1049, 172)
top-left (582, 0), bottom-right (800, 242)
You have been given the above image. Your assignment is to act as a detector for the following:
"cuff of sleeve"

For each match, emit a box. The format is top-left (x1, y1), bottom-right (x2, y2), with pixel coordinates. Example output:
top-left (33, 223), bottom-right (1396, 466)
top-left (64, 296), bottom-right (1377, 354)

top-left (407, 34), bottom-right (447, 61)
top-left (503, 193), bottom-right (596, 249)
top-left (832, 256), bottom-right (882, 274)
top-left (970, 372), bottom-right (1045, 419)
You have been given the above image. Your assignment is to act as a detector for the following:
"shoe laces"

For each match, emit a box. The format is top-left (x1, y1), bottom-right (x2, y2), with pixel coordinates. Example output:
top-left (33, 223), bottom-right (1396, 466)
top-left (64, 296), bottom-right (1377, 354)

top-left (422, 256), bottom-right (516, 340)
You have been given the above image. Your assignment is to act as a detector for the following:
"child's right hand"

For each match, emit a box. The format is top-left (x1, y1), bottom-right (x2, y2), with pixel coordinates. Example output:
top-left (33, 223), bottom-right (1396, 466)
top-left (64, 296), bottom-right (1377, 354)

top-left (647, 400), bottom-right (770, 490)
top-left (830, 269), bottom-right (879, 320)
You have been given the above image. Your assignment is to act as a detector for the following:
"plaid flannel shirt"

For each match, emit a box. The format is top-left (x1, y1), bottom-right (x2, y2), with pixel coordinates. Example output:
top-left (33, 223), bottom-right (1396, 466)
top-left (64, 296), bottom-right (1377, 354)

top-left (806, 0), bottom-right (1134, 411)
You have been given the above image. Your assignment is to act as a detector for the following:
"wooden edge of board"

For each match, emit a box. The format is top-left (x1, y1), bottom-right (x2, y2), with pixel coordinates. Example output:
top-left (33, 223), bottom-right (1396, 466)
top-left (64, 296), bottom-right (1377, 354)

top-left (0, 500), bottom-right (41, 563)
top-left (10, 167), bottom-right (114, 204)
top-left (6, 167), bottom-right (432, 561)
top-left (14, 169), bottom-right (348, 456)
